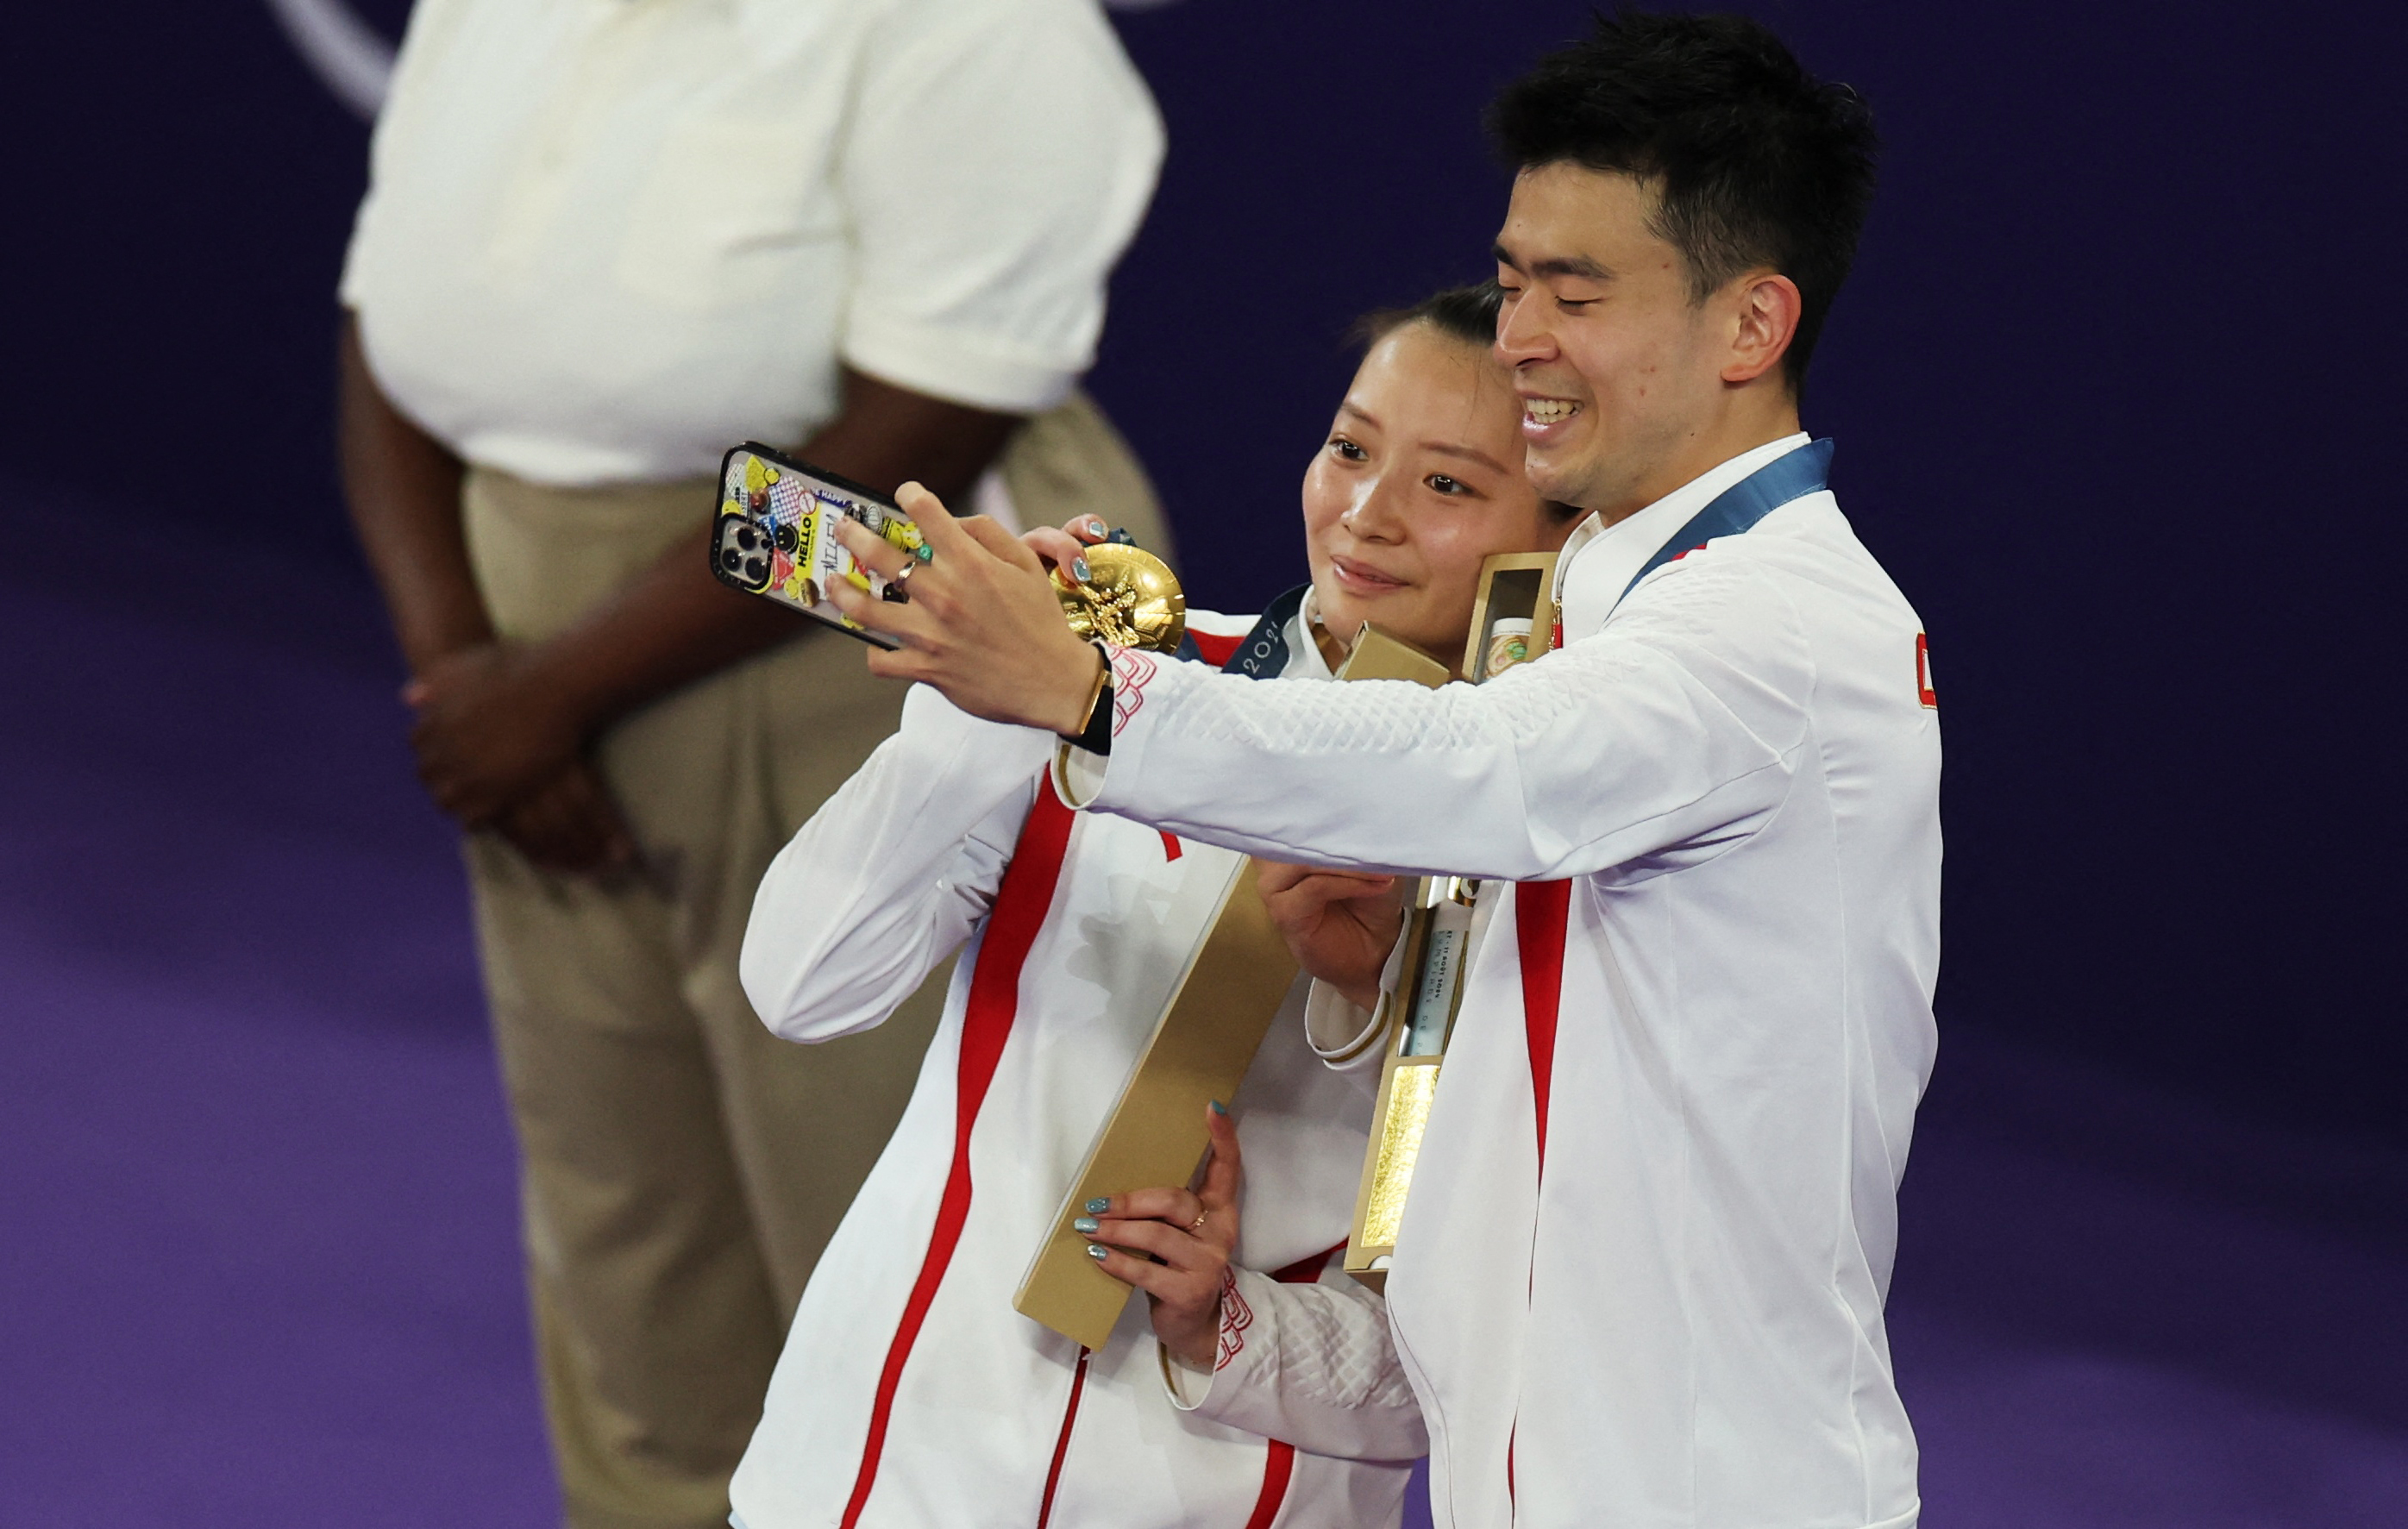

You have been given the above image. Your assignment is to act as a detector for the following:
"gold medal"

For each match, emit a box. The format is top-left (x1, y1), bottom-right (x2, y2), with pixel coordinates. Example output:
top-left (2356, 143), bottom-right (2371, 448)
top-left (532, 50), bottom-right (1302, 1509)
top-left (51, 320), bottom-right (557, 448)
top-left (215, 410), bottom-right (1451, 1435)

top-left (1053, 543), bottom-right (1186, 654)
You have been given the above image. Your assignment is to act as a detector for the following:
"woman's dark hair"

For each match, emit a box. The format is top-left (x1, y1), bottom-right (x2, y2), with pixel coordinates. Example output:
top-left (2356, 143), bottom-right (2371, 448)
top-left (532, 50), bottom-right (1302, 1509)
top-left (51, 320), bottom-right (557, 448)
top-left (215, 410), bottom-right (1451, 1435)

top-left (1350, 282), bottom-right (1505, 354)
top-left (1486, 10), bottom-right (1878, 392)
top-left (1349, 282), bottom-right (1582, 522)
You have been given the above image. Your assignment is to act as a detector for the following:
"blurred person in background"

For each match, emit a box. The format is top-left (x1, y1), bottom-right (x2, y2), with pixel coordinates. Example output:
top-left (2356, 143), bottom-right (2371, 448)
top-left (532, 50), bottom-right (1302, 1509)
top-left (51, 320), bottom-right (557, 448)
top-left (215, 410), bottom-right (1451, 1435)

top-left (335, 2), bottom-right (1163, 1525)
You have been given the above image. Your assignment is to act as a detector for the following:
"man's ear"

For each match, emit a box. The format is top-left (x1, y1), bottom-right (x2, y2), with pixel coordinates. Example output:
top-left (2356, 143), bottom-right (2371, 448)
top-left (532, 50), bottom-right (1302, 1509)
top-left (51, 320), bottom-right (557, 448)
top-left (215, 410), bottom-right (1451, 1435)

top-left (1721, 272), bottom-right (1803, 387)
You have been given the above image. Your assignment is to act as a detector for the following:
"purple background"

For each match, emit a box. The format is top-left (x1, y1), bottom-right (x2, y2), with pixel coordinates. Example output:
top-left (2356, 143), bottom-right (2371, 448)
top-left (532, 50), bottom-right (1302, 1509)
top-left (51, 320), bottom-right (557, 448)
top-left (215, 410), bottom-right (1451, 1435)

top-left (3, 2), bottom-right (2404, 1523)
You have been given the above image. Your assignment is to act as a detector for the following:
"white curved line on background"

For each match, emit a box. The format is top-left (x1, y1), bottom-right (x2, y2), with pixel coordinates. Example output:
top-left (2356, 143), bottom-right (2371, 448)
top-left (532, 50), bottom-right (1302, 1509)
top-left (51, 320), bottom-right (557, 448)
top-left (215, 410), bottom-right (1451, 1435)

top-left (262, 0), bottom-right (395, 120)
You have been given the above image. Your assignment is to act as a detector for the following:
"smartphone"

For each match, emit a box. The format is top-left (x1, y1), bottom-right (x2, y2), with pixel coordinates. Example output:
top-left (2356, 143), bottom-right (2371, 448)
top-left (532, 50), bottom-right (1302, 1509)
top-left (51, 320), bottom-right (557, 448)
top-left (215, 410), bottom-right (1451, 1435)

top-left (708, 442), bottom-right (925, 649)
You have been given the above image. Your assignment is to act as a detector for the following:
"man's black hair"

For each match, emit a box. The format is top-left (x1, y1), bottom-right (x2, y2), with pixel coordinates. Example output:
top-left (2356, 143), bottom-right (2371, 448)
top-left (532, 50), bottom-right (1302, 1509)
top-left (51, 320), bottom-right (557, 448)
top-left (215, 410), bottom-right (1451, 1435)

top-left (1487, 11), bottom-right (1878, 390)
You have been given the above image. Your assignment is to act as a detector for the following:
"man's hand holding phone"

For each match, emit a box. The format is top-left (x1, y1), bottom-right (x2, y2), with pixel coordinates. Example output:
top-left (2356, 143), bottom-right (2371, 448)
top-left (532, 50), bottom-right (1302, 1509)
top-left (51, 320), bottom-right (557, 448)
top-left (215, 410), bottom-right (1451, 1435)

top-left (825, 482), bottom-right (1107, 736)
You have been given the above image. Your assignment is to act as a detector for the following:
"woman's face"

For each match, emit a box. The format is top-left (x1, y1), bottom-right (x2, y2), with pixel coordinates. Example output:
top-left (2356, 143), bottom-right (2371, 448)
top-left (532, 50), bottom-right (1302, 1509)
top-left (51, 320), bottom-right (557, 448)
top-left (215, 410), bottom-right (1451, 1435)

top-left (1302, 323), bottom-right (1559, 669)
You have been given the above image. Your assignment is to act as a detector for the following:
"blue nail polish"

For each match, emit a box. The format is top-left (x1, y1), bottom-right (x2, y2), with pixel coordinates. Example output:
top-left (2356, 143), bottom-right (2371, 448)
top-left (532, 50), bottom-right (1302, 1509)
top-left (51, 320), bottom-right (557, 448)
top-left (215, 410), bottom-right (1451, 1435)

top-left (1209, 1100), bottom-right (1229, 1117)
top-left (1073, 1216), bottom-right (1099, 1234)
top-left (1085, 1197), bottom-right (1109, 1214)
top-left (1086, 1244), bottom-right (1110, 1262)
top-left (1072, 556), bottom-right (1092, 583)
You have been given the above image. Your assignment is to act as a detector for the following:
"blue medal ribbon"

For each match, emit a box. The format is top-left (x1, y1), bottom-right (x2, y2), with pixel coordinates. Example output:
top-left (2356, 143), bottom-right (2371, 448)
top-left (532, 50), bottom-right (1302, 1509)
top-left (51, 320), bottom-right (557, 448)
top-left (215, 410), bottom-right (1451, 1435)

top-left (1618, 437), bottom-right (1834, 605)
top-left (1176, 583), bottom-right (1310, 680)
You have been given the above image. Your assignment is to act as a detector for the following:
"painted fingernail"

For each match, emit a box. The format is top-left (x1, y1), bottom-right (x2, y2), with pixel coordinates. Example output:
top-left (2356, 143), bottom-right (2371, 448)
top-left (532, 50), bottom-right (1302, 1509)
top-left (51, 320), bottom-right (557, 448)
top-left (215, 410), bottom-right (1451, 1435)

top-left (1071, 556), bottom-right (1092, 582)
top-left (1085, 1197), bottom-right (1110, 1214)
top-left (1073, 1216), bottom-right (1100, 1234)
top-left (1086, 1244), bottom-right (1110, 1262)
top-left (1209, 1100), bottom-right (1229, 1117)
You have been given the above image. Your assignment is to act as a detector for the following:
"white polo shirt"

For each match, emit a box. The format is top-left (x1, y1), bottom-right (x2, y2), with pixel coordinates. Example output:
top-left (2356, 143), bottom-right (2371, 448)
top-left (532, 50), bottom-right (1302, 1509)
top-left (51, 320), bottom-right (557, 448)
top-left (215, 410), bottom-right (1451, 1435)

top-left (340, 0), bottom-right (1163, 486)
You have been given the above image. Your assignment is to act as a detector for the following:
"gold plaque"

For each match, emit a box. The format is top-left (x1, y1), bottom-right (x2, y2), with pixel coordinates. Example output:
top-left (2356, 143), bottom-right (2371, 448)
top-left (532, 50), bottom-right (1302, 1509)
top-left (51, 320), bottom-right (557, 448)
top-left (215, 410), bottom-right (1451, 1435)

top-left (1358, 1060), bottom-right (1440, 1248)
top-left (1344, 551), bottom-right (1560, 1290)
top-left (1012, 863), bottom-right (1300, 1351)
top-left (1012, 624), bottom-right (1446, 1350)
top-left (1055, 544), bottom-right (1186, 654)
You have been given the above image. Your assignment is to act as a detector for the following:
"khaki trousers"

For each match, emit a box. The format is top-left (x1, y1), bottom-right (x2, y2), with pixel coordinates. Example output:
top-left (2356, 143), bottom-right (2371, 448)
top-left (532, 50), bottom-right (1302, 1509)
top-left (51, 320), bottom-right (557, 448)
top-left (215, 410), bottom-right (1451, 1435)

top-left (458, 394), bottom-right (1167, 1529)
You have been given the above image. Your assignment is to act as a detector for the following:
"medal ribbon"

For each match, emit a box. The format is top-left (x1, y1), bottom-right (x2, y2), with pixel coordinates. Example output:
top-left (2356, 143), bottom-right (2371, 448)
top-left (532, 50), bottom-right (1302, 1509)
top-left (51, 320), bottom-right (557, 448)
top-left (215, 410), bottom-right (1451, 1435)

top-left (1199, 583), bottom-right (1310, 680)
top-left (1528, 438), bottom-right (1839, 1144)
top-left (1615, 436), bottom-right (1834, 605)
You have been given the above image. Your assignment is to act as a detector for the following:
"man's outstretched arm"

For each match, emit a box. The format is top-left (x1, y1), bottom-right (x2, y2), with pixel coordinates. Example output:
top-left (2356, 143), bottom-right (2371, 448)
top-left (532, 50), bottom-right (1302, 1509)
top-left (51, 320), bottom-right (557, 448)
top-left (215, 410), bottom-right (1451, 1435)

top-left (826, 484), bottom-right (1812, 882)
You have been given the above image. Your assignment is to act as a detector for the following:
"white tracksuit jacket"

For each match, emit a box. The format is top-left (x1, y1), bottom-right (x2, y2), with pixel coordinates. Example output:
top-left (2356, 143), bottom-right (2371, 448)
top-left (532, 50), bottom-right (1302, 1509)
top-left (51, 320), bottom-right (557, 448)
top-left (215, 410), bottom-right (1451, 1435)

top-left (1057, 436), bottom-right (1943, 1529)
top-left (727, 605), bottom-right (1419, 1529)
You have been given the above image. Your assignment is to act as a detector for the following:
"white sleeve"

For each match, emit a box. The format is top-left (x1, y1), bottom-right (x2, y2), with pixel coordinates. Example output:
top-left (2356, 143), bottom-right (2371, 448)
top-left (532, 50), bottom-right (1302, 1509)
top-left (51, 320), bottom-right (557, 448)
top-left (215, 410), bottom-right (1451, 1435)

top-left (739, 685), bottom-right (1053, 1043)
top-left (1303, 982), bottom-right (1390, 1074)
top-left (1086, 555), bottom-right (1814, 880)
top-left (1161, 1267), bottom-right (1426, 1460)
top-left (838, 0), bottom-right (1163, 412)
top-left (336, 0), bottom-right (472, 308)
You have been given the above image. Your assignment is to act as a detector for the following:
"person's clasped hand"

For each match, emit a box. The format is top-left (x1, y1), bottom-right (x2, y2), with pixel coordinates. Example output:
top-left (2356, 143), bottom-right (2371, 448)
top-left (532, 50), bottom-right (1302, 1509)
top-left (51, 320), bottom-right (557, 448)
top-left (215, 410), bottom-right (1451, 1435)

top-left (826, 483), bottom-right (1107, 735)
top-left (403, 642), bottom-right (634, 873)
top-left (1075, 1101), bottom-right (1244, 1370)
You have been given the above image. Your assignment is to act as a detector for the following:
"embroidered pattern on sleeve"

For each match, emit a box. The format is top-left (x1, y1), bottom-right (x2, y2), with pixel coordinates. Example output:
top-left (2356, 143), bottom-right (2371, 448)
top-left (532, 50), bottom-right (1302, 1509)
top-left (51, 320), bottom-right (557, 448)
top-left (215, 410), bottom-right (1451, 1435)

top-left (1283, 1279), bottom-right (1420, 1409)
top-left (1108, 646), bottom-right (1159, 737)
top-left (1171, 558), bottom-right (1793, 755)
top-left (1214, 1266), bottom-right (1253, 1371)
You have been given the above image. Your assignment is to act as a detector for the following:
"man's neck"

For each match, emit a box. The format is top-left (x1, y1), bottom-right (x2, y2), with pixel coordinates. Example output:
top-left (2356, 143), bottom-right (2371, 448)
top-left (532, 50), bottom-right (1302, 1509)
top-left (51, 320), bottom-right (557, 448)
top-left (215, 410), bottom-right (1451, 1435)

top-left (1591, 395), bottom-right (1803, 528)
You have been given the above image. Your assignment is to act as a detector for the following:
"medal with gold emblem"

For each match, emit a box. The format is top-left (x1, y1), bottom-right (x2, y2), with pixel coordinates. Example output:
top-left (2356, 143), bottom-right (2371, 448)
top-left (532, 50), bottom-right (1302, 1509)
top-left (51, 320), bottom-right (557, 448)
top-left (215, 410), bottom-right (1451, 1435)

top-left (1052, 538), bottom-right (1186, 653)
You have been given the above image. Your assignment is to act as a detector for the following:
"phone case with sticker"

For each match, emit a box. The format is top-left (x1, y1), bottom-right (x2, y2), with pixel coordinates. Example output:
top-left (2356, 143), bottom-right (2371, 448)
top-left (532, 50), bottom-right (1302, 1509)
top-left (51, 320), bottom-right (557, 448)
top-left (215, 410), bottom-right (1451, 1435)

top-left (707, 442), bottom-right (926, 649)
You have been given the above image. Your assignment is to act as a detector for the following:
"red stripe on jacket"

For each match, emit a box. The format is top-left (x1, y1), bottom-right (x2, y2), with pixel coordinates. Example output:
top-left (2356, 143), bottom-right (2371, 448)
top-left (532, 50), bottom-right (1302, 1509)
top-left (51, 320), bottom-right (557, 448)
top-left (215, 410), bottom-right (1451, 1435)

top-left (1240, 1244), bottom-right (1351, 1529)
top-left (1189, 627), bottom-right (1246, 667)
top-left (1514, 880), bottom-right (1571, 1174)
top-left (838, 780), bottom-right (1079, 1528)
top-left (1032, 1347), bottom-right (1093, 1529)
top-left (1506, 880), bottom-right (1572, 1513)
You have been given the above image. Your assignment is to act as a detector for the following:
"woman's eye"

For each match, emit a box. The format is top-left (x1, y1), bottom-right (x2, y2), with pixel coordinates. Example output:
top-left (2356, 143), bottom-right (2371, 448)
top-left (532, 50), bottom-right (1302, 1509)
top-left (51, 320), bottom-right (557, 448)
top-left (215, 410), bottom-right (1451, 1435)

top-left (1427, 474), bottom-right (1465, 496)
top-left (1329, 436), bottom-right (1368, 462)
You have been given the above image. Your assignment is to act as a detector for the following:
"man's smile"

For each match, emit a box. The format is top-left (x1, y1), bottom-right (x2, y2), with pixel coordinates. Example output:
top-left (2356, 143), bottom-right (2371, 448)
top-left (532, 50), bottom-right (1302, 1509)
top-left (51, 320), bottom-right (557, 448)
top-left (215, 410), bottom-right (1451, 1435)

top-left (1521, 396), bottom-right (1583, 440)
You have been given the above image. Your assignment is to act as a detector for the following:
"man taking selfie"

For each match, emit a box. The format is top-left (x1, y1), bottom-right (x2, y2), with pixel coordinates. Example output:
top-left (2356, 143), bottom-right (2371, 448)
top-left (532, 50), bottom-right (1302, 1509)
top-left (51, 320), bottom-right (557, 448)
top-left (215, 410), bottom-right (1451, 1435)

top-left (822, 15), bottom-right (1938, 1527)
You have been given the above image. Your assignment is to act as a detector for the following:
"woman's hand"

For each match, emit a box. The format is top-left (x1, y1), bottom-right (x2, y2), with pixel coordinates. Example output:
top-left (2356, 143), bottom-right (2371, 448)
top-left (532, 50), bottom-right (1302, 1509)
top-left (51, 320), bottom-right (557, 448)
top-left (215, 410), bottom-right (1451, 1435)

top-left (1019, 513), bottom-right (1113, 587)
top-left (1078, 1101), bottom-right (1242, 1370)
top-left (1257, 862), bottom-right (1407, 1012)
top-left (828, 483), bottom-right (1101, 735)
